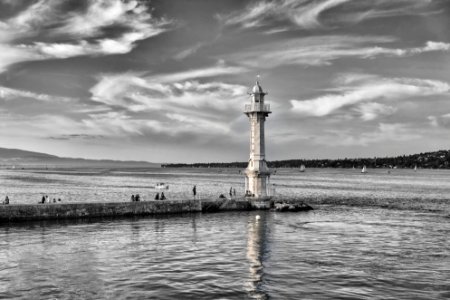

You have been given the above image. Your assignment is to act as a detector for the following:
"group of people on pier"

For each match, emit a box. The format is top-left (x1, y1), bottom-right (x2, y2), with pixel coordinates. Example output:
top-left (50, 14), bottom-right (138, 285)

top-left (131, 194), bottom-right (141, 202)
top-left (130, 192), bottom-right (168, 201)
top-left (4, 185), bottom-right (240, 205)
top-left (154, 192), bottom-right (166, 200)
top-left (40, 195), bottom-right (62, 204)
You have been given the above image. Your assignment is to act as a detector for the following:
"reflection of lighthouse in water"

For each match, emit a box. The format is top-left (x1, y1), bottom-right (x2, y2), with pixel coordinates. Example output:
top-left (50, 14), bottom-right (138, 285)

top-left (246, 213), bottom-right (270, 299)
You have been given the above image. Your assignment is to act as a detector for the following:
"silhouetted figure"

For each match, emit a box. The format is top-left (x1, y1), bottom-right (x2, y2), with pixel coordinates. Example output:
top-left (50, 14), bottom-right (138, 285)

top-left (58, 198), bottom-right (61, 202)
top-left (131, 194), bottom-right (135, 202)
top-left (53, 198), bottom-right (56, 203)
top-left (160, 192), bottom-right (166, 200)
top-left (192, 185), bottom-right (197, 198)
top-left (136, 194), bottom-right (141, 201)
top-left (45, 195), bottom-right (49, 203)
top-left (3, 196), bottom-right (9, 205)
top-left (229, 187), bottom-right (233, 197)
top-left (155, 193), bottom-right (160, 200)
top-left (41, 196), bottom-right (45, 204)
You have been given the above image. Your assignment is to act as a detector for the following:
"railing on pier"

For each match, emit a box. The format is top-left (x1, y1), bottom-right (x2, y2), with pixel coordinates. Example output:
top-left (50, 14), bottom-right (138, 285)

top-left (244, 103), bottom-right (271, 113)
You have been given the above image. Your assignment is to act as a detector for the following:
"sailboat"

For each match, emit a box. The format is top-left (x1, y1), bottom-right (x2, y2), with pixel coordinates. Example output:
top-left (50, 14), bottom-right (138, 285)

top-left (361, 165), bottom-right (367, 173)
top-left (299, 164), bottom-right (306, 172)
top-left (414, 165), bottom-right (418, 172)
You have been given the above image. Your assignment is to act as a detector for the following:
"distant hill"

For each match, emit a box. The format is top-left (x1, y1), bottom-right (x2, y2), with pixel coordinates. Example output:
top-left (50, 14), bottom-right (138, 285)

top-left (0, 147), bottom-right (159, 169)
top-left (162, 150), bottom-right (450, 169)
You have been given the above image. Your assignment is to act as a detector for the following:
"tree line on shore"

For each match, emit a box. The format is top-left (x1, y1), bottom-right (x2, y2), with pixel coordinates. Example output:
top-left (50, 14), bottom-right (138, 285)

top-left (162, 150), bottom-right (450, 169)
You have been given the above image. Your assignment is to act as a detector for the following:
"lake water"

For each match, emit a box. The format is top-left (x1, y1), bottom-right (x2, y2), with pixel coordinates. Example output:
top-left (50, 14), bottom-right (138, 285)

top-left (1, 168), bottom-right (449, 299)
top-left (2, 168), bottom-right (450, 210)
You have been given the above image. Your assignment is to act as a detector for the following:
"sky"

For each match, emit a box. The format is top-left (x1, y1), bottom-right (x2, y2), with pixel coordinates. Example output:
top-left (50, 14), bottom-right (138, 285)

top-left (0, 0), bottom-right (449, 163)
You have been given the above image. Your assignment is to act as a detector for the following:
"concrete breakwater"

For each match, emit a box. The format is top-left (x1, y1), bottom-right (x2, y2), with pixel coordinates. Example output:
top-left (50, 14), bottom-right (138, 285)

top-left (0, 199), bottom-right (255, 223)
top-left (0, 198), bottom-right (315, 223)
top-left (0, 200), bottom-right (202, 223)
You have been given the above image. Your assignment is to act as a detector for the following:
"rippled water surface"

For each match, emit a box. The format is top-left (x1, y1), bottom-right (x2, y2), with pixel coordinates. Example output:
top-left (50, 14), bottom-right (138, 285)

top-left (1, 208), bottom-right (449, 299)
top-left (1, 168), bottom-right (450, 299)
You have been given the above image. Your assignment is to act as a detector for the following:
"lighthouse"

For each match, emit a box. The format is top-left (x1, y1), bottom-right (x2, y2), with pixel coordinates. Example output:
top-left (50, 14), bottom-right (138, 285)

top-left (244, 79), bottom-right (272, 208)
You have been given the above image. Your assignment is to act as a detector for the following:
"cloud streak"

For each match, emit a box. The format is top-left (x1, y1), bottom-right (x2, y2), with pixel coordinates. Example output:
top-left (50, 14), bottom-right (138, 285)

top-left (428, 114), bottom-right (450, 128)
top-left (290, 74), bottom-right (450, 118)
top-left (313, 123), bottom-right (421, 147)
top-left (0, 85), bottom-right (73, 103)
top-left (225, 36), bottom-right (450, 68)
top-left (0, 0), bottom-right (171, 72)
top-left (89, 64), bottom-right (249, 137)
top-left (220, 0), bottom-right (440, 31)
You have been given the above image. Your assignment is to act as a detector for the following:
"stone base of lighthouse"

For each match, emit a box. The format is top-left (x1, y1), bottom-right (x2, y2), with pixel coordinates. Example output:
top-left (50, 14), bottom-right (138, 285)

top-left (247, 197), bottom-right (273, 210)
top-left (244, 168), bottom-right (272, 209)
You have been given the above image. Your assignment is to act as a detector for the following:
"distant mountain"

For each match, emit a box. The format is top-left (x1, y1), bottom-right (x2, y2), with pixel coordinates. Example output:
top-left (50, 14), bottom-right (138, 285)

top-left (163, 150), bottom-right (450, 169)
top-left (0, 147), bottom-right (159, 168)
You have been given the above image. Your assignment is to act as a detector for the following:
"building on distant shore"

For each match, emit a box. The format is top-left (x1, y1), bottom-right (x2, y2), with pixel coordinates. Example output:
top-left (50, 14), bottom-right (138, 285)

top-left (244, 79), bottom-right (272, 206)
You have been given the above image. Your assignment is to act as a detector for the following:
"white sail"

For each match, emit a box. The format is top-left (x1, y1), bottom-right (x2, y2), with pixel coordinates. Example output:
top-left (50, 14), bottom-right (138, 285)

top-left (300, 164), bottom-right (306, 172)
top-left (361, 165), bottom-right (367, 173)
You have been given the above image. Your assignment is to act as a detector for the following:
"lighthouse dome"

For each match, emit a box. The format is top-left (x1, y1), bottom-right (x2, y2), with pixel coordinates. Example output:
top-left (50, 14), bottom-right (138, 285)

top-left (252, 81), bottom-right (263, 93)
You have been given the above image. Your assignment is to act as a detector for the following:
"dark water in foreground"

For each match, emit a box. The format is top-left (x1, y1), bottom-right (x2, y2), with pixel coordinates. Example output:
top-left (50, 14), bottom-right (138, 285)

top-left (1, 206), bottom-right (449, 299)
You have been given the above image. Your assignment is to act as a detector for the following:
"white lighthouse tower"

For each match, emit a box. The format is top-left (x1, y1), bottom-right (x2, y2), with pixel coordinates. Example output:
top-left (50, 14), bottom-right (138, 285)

top-left (244, 78), bottom-right (272, 208)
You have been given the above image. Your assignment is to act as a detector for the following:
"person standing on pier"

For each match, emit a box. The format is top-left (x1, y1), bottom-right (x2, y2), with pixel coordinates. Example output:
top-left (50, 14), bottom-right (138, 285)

top-left (229, 187), bottom-right (233, 198)
top-left (193, 185), bottom-right (197, 199)
top-left (3, 196), bottom-right (9, 205)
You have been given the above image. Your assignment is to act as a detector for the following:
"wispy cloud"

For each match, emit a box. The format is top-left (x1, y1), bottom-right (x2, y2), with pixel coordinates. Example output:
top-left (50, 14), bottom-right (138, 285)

top-left (220, 0), bottom-right (440, 31)
top-left (0, 61), bottom-right (248, 142)
top-left (91, 72), bottom-right (247, 114)
top-left (89, 64), bottom-right (249, 137)
top-left (0, 0), bottom-right (59, 42)
top-left (0, 85), bottom-right (73, 102)
top-left (428, 114), bottom-right (450, 128)
top-left (219, 0), bottom-right (351, 29)
top-left (290, 74), bottom-right (450, 118)
top-left (0, 114), bottom-right (86, 139)
top-left (353, 102), bottom-right (397, 121)
top-left (47, 134), bottom-right (105, 141)
top-left (225, 36), bottom-right (450, 68)
top-left (313, 123), bottom-right (421, 147)
top-left (54, 0), bottom-right (166, 38)
top-left (0, 0), bottom-right (171, 72)
top-left (146, 62), bottom-right (247, 83)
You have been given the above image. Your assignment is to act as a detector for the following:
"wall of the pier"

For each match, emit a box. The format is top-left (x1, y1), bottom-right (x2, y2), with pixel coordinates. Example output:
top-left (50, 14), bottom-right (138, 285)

top-left (0, 200), bottom-right (202, 222)
top-left (201, 199), bottom-right (252, 212)
top-left (0, 198), bottom-right (260, 222)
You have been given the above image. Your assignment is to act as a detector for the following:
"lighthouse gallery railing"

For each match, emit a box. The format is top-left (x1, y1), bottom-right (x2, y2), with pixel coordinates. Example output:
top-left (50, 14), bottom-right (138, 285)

top-left (244, 103), bottom-right (271, 113)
